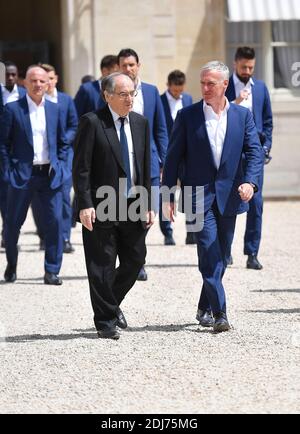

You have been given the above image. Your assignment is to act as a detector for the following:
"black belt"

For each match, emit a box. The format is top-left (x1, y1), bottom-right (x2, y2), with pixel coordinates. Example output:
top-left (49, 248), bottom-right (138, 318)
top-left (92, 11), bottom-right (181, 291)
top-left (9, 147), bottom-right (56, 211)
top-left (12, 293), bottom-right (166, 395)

top-left (32, 164), bottom-right (50, 174)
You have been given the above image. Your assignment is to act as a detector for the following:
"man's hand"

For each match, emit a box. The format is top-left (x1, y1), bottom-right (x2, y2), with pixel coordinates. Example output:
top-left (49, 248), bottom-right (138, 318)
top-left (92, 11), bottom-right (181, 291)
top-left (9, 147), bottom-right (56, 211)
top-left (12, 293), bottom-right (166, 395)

top-left (238, 183), bottom-right (254, 203)
top-left (162, 202), bottom-right (176, 223)
top-left (235, 89), bottom-right (250, 105)
top-left (80, 208), bottom-right (96, 231)
top-left (146, 211), bottom-right (156, 229)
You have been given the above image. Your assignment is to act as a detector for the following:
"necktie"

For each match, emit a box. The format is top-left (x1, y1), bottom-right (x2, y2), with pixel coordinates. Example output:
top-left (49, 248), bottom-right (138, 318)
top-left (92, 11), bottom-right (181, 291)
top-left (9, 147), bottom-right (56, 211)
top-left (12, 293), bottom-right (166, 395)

top-left (119, 117), bottom-right (132, 196)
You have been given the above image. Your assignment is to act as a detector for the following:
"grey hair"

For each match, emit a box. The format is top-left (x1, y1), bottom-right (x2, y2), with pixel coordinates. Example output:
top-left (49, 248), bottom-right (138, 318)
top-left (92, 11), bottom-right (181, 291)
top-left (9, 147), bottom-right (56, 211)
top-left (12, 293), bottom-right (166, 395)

top-left (101, 72), bottom-right (134, 95)
top-left (200, 61), bottom-right (230, 80)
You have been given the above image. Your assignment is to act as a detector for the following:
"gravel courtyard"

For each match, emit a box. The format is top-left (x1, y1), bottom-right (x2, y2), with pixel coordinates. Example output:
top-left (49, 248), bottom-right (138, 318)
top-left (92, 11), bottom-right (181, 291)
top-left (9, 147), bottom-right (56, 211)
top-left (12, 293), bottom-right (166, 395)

top-left (0, 201), bottom-right (299, 414)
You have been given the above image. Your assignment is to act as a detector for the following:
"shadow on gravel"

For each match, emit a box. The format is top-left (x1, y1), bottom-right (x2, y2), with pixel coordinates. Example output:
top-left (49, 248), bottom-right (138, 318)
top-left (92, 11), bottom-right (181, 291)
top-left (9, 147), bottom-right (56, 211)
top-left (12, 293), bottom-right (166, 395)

top-left (2, 332), bottom-right (98, 343)
top-left (251, 289), bottom-right (300, 294)
top-left (0, 276), bottom-right (88, 285)
top-left (249, 308), bottom-right (300, 314)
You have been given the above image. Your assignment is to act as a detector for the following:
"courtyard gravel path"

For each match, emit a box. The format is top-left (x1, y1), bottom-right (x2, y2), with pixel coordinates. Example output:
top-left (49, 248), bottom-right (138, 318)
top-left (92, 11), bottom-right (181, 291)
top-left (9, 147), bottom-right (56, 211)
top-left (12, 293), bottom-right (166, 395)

top-left (0, 202), bottom-right (299, 414)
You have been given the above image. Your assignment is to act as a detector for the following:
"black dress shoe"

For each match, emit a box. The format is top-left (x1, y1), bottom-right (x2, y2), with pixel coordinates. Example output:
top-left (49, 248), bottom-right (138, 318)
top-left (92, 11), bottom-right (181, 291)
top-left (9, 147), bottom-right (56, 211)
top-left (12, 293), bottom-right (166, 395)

top-left (117, 308), bottom-right (128, 329)
top-left (63, 240), bottom-right (75, 254)
top-left (4, 265), bottom-right (17, 283)
top-left (196, 309), bottom-right (214, 327)
top-left (44, 272), bottom-right (63, 286)
top-left (213, 312), bottom-right (230, 333)
top-left (97, 326), bottom-right (120, 340)
top-left (164, 235), bottom-right (176, 246)
top-left (137, 266), bottom-right (148, 281)
top-left (247, 254), bottom-right (263, 270)
top-left (186, 232), bottom-right (197, 245)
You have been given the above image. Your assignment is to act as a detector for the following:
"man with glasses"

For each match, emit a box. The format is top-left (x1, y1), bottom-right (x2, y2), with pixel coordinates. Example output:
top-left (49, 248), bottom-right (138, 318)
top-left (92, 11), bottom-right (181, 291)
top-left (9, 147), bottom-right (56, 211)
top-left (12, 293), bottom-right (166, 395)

top-left (162, 61), bottom-right (263, 332)
top-left (226, 47), bottom-right (273, 270)
top-left (73, 72), bottom-right (154, 340)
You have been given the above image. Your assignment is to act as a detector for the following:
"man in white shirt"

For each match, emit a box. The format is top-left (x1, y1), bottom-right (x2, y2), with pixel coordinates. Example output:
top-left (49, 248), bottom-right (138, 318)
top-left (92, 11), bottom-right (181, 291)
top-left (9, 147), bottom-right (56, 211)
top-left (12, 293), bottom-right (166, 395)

top-left (0, 62), bottom-right (26, 249)
top-left (226, 47), bottom-right (273, 271)
top-left (31, 63), bottom-right (78, 254)
top-left (162, 61), bottom-right (263, 333)
top-left (0, 66), bottom-right (70, 285)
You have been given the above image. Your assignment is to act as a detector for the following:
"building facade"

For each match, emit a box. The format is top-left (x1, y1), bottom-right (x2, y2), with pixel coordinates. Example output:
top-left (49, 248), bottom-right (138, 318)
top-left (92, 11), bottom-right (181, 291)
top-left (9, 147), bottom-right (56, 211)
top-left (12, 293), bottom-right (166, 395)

top-left (1, 0), bottom-right (299, 196)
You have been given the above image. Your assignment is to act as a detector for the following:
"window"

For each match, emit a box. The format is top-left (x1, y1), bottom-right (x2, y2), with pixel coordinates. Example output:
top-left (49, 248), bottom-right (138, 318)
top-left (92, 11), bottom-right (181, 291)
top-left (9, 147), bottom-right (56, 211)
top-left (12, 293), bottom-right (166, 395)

top-left (226, 20), bottom-right (300, 93)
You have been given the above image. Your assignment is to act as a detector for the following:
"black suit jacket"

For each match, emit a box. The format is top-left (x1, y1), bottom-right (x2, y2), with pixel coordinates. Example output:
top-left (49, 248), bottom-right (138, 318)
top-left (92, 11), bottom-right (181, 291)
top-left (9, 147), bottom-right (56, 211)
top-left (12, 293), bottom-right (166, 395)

top-left (72, 105), bottom-right (151, 227)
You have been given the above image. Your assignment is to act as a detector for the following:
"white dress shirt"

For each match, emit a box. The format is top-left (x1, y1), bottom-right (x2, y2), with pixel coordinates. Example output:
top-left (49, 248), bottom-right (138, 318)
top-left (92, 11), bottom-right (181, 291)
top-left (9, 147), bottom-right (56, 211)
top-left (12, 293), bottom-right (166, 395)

top-left (132, 78), bottom-right (144, 116)
top-left (203, 98), bottom-right (230, 170)
top-left (166, 90), bottom-right (183, 121)
top-left (45, 87), bottom-right (58, 104)
top-left (233, 73), bottom-right (254, 112)
top-left (26, 94), bottom-right (50, 165)
top-left (1, 84), bottom-right (20, 105)
top-left (108, 106), bottom-right (137, 188)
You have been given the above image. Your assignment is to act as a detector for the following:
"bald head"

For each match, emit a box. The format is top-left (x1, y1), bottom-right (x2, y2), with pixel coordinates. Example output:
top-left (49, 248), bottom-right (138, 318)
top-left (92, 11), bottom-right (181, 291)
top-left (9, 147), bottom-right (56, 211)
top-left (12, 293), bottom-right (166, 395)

top-left (25, 66), bottom-right (49, 104)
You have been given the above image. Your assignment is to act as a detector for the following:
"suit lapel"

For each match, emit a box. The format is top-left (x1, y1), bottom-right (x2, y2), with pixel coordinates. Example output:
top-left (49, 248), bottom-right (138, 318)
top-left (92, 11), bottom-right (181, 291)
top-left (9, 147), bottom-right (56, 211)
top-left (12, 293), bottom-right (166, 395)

top-left (129, 112), bottom-right (143, 180)
top-left (45, 100), bottom-right (57, 152)
top-left (101, 107), bottom-right (126, 173)
top-left (219, 104), bottom-right (235, 168)
top-left (195, 101), bottom-right (216, 168)
top-left (251, 81), bottom-right (259, 125)
top-left (19, 97), bottom-right (34, 146)
top-left (0, 91), bottom-right (3, 114)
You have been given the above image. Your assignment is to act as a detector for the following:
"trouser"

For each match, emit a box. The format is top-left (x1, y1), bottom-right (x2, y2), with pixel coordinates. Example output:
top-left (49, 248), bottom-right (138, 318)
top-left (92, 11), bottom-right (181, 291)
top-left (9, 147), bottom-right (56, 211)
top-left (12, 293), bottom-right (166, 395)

top-left (82, 221), bottom-right (147, 330)
top-left (5, 171), bottom-right (63, 274)
top-left (196, 202), bottom-right (237, 315)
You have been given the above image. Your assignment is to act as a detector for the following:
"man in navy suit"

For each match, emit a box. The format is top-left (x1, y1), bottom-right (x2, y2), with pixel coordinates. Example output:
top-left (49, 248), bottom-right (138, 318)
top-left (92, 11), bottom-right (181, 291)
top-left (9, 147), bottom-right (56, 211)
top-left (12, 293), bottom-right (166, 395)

top-left (162, 61), bottom-right (263, 332)
top-left (226, 47), bottom-right (273, 270)
top-left (0, 62), bottom-right (26, 249)
top-left (118, 48), bottom-right (168, 281)
top-left (74, 55), bottom-right (119, 118)
top-left (160, 70), bottom-right (194, 246)
top-left (31, 64), bottom-right (78, 254)
top-left (0, 66), bottom-right (70, 285)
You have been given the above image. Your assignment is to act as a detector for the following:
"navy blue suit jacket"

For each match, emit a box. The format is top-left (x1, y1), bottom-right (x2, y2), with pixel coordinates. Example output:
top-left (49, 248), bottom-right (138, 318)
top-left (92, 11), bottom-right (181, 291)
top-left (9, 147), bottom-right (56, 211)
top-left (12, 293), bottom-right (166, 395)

top-left (162, 101), bottom-right (264, 217)
top-left (141, 82), bottom-right (168, 178)
top-left (0, 85), bottom-right (26, 116)
top-left (160, 92), bottom-right (193, 138)
top-left (226, 76), bottom-right (273, 152)
top-left (57, 91), bottom-right (78, 173)
top-left (74, 80), bottom-right (106, 119)
top-left (0, 96), bottom-right (70, 190)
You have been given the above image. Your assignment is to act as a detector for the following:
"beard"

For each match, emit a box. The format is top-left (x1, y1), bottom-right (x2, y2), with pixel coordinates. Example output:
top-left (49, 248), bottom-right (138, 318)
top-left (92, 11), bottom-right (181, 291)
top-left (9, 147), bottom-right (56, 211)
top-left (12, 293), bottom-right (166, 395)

top-left (236, 73), bottom-right (251, 85)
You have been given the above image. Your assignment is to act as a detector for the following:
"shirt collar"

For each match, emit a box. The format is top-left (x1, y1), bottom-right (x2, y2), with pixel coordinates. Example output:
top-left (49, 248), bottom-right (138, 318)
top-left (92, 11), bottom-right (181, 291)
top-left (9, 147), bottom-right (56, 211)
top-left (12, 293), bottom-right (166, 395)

top-left (203, 97), bottom-right (230, 116)
top-left (166, 90), bottom-right (183, 102)
top-left (108, 105), bottom-right (130, 124)
top-left (135, 77), bottom-right (142, 91)
top-left (1, 83), bottom-right (19, 94)
top-left (233, 72), bottom-right (254, 87)
top-left (45, 87), bottom-right (58, 102)
top-left (26, 93), bottom-right (46, 108)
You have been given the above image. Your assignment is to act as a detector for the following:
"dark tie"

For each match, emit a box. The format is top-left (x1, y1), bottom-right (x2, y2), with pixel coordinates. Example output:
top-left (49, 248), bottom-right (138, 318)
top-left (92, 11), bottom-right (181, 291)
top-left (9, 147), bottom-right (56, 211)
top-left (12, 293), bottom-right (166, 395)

top-left (119, 117), bottom-right (132, 196)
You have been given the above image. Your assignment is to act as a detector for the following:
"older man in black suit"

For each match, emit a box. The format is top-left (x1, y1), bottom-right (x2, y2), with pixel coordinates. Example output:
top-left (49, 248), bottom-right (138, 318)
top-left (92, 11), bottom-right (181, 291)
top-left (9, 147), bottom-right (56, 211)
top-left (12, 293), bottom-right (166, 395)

top-left (73, 72), bottom-right (154, 340)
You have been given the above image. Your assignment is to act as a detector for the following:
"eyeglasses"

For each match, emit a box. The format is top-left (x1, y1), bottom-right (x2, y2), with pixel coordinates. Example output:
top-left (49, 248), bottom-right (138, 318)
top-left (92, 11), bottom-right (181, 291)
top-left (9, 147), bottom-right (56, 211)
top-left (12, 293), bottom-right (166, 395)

top-left (113, 91), bottom-right (138, 99)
